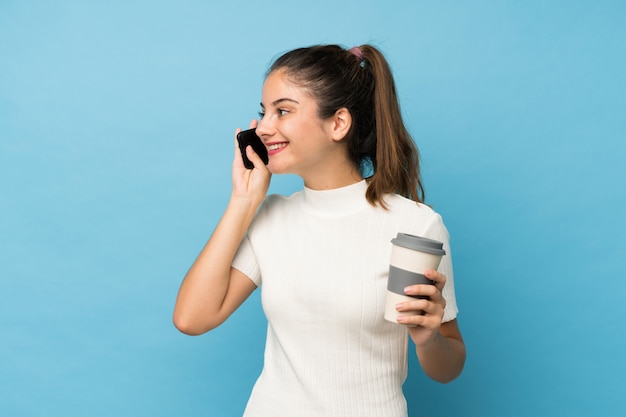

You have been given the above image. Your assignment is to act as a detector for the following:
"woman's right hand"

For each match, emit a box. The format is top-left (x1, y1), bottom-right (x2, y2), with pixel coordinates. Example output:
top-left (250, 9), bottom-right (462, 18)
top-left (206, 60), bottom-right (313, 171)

top-left (231, 120), bottom-right (271, 206)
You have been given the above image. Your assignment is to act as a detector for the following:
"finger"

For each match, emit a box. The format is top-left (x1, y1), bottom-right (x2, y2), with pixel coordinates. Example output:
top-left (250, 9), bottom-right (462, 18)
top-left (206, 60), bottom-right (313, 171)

top-left (419, 296), bottom-right (446, 316)
top-left (397, 296), bottom-right (444, 313)
top-left (233, 128), bottom-right (245, 167)
top-left (245, 145), bottom-right (266, 169)
top-left (398, 291), bottom-right (446, 316)
top-left (248, 119), bottom-right (259, 130)
top-left (403, 284), bottom-right (440, 300)
top-left (424, 270), bottom-right (446, 291)
top-left (396, 300), bottom-right (445, 327)
top-left (424, 269), bottom-right (446, 285)
top-left (397, 313), bottom-right (430, 327)
top-left (233, 127), bottom-right (243, 149)
top-left (396, 298), bottom-right (429, 313)
top-left (397, 310), bottom-right (441, 328)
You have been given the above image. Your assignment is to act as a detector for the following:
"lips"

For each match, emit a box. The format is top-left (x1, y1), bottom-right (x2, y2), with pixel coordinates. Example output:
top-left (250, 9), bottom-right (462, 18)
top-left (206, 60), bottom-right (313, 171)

top-left (266, 142), bottom-right (288, 155)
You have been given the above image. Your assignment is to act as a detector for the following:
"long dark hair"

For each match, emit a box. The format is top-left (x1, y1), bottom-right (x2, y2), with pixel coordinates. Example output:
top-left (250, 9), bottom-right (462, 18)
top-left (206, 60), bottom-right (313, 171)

top-left (268, 44), bottom-right (425, 207)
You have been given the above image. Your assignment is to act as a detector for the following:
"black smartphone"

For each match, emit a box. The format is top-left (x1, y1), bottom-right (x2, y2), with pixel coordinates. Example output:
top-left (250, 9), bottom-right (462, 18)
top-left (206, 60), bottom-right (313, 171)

top-left (237, 128), bottom-right (269, 169)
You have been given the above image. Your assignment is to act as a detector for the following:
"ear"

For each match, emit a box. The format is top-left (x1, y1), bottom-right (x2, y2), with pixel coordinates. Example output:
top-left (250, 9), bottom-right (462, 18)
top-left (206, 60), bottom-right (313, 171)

top-left (328, 108), bottom-right (352, 142)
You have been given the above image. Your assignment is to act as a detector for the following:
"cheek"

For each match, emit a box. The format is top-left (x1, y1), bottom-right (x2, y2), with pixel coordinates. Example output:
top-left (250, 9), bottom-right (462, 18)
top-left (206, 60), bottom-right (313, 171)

top-left (278, 120), bottom-right (300, 138)
top-left (266, 149), bottom-right (291, 172)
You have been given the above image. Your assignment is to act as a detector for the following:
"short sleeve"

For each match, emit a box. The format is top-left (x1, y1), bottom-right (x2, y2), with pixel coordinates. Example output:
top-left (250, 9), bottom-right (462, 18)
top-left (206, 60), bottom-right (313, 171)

top-left (232, 233), bottom-right (262, 286)
top-left (423, 213), bottom-right (458, 322)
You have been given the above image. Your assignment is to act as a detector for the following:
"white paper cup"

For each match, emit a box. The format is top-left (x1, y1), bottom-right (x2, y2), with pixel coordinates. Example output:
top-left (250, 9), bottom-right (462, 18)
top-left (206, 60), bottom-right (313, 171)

top-left (384, 233), bottom-right (446, 325)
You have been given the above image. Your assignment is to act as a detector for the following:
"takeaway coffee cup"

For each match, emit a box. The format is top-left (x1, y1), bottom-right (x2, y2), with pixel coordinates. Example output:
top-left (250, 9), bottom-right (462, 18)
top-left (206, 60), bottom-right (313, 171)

top-left (384, 233), bottom-right (446, 325)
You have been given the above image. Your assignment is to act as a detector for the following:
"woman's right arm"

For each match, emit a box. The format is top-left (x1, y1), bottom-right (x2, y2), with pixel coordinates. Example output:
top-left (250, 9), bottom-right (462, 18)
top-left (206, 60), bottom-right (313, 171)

top-left (173, 126), bottom-right (270, 335)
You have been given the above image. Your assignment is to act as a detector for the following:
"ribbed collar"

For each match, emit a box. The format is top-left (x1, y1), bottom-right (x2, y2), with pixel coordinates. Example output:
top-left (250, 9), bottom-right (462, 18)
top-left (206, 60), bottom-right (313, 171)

top-left (300, 180), bottom-right (371, 217)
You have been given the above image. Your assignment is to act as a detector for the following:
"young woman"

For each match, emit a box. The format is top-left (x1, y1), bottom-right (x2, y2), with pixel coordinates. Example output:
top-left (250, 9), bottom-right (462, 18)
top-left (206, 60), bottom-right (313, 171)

top-left (173, 44), bottom-right (466, 417)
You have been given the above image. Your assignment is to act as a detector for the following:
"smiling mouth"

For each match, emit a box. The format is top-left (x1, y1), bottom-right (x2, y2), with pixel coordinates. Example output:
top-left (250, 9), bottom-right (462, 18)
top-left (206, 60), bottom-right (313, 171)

top-left (267, 143), bottom-right (288, 151)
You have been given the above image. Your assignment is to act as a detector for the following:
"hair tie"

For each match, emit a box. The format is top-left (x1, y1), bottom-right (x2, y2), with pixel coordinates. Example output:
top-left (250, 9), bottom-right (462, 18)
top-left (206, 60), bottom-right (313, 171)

top-left (349, 46), bottom-right (363, 60)
top-left (349, 46), bottom-right (366, 67)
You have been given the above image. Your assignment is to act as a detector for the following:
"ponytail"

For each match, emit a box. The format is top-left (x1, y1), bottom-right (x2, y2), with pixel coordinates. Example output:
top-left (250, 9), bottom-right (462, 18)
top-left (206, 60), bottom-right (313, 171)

top-left (359, 45), bottom-right (425, 207)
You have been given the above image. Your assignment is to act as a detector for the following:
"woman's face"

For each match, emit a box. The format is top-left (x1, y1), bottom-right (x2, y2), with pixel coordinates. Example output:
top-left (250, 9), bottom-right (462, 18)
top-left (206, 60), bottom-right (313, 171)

top-left (256, 69), bottom-right (344, 181)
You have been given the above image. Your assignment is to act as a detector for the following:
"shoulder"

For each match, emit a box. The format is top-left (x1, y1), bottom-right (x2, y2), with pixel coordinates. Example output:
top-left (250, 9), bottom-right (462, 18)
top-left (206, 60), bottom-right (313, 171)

top-left (380, 193), bottom-right (448, 237)
top-left (383, 193), bottom-right (440, 220)
top-left (259, 191), bottom-right (302, 212)
top-left (251, 191), bottom-right (303, 225)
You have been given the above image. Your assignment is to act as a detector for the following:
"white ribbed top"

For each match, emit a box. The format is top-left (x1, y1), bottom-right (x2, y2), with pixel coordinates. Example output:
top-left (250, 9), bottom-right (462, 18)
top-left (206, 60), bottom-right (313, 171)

top-left (232, 180), bottom-right (458, 417)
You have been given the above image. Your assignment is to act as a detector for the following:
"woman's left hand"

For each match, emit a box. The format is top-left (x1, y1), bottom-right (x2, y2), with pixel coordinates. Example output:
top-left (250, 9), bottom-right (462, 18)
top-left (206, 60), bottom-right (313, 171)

top-left (396, 269), bottom-right (447, 347)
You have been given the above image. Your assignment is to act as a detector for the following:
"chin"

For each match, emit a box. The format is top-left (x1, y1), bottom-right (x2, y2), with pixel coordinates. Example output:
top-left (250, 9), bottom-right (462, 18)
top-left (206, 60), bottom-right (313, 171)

top-left (267, 161), bottom-right (292, 175)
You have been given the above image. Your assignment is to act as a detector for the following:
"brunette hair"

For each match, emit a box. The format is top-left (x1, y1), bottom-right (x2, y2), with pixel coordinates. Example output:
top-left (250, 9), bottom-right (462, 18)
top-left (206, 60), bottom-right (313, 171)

top-left (268, 44), bottom-right (425, 206)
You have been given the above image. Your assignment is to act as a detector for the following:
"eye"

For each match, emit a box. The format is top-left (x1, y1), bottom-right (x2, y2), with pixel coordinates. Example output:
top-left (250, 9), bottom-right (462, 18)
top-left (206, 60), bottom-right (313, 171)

top-left (278, 108), bottom-right (289, 116)
top-left (258, 111), bottom-right (265, 119)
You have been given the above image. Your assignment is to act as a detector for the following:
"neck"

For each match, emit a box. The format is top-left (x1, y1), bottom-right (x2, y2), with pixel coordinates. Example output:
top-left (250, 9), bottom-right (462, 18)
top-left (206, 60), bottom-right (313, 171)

top-left (301, 179), bottom-right (370, 217)
top-left (302, 164), bottom-right (363, 191)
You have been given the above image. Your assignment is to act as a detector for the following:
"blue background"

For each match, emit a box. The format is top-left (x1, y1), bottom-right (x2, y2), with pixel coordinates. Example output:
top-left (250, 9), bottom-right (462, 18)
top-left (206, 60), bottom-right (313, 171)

top-left (2, 1), bottom-right (625, 416)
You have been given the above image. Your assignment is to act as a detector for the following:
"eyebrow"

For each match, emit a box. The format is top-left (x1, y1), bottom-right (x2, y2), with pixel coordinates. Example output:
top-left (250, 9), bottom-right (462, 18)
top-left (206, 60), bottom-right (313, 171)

top-left (260, 98), bottom-right (300, 108)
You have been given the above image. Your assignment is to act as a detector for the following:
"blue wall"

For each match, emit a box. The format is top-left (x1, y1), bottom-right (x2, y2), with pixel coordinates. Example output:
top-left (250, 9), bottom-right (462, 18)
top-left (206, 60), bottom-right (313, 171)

top-left (2, 1), bottom-right (624, 416)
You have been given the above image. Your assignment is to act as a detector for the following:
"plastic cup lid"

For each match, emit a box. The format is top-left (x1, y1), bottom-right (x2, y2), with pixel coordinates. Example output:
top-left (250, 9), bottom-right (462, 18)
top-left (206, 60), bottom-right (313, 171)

top-left (391, 233), bottom-right (446, 255)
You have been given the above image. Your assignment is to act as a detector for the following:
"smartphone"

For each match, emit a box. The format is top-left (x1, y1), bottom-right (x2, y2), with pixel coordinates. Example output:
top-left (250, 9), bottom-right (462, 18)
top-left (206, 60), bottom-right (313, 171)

top-left (237, 128), bottom-right (269, 169)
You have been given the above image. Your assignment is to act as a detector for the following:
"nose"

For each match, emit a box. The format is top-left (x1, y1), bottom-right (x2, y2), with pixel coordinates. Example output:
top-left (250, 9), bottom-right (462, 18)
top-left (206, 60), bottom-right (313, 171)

top-left (255, 115), bottom-right (274, 140)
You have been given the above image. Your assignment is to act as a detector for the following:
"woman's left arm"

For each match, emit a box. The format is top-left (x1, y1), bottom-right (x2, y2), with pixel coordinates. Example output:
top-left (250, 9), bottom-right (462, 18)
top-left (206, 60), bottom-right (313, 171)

top-left (395, 270), bottom-right (466, 383)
